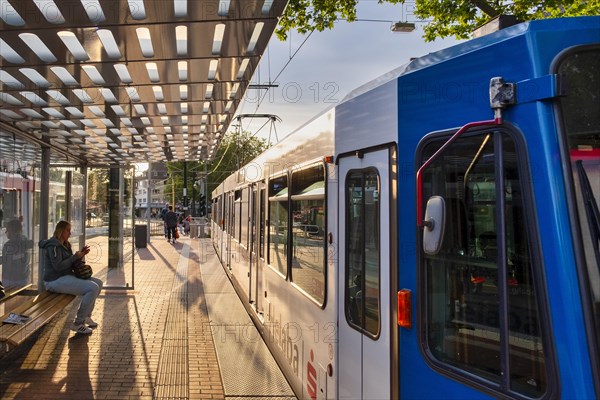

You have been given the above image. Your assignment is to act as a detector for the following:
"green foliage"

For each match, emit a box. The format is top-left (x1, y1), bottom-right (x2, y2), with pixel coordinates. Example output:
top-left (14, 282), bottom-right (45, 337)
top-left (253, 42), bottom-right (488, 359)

top-left (413, 0), bottom-right (600, 41)
top-left (87, 168), bottom-right (108, 212)
top-left (165, 161), bottom-right (199, 206)
top-left (276, 0), bottom-right (359, 40)
top-left (277, 0), bottom-right (600, 41)
top-left (164, 131), bottom-right (267, 205)
top-left (206, 131), bottom-right (268, 196)
top-left (87, 167), bottom-right (134, 214)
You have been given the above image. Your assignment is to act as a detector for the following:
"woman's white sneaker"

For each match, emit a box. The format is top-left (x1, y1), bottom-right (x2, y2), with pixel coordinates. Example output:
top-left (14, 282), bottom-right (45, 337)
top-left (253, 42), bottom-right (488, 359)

top-left (71, 323), bottom-right (93, 334)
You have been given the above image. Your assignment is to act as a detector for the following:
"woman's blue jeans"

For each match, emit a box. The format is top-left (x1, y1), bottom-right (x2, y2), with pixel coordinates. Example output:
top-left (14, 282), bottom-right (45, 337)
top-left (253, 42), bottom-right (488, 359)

top-left (45, 275), bottom-right (103, 325)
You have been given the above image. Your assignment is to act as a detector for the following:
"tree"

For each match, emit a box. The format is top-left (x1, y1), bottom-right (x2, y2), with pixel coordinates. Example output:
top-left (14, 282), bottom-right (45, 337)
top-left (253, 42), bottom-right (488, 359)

top-left (161, 131), bottom-right (267, 212)
top-left (87, 168), bottom-right (109, 214)
top-left (166, 160), bottom-right (200, 209)
top-left (276, 0), bottom-right (600, 41)
top-left (205, 130), bottom-right (268, 197)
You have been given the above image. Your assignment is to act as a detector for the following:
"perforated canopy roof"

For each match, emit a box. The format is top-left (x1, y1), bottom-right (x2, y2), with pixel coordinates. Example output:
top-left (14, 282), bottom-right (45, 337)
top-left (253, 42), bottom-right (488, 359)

top-left (0, 0), bottom-right (287, 165)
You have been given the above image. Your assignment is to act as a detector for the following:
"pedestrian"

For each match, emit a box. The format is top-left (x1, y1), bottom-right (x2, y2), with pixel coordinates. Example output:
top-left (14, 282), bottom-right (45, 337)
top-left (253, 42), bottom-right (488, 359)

top-left (165, 206), bottom-right (178, 244)
top-left (178, 213), bottom-right (185, 235)
top-left (39, 221), bottom-right (103, 335)
top-left (183, 216), bottom-right (191, 236)
top-left (161, 203), bottom-right (169, 237)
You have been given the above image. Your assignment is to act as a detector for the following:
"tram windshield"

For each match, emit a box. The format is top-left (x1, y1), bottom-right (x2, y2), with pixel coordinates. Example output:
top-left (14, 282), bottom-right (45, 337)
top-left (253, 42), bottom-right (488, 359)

top-left (557, 48), bottom-right (600, 359)
top-left (421, 131), bottom-right (547, 397)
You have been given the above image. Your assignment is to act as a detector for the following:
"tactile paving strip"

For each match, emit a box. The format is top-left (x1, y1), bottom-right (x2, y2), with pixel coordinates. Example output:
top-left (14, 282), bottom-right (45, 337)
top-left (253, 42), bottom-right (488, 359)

top-left (154, 243), bottom-right (190, 400)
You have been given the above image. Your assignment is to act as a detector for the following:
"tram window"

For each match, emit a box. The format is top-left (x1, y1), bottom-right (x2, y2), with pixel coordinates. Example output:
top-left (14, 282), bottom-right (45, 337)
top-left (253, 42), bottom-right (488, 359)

top-left (219, 195), bottom-right (224, 228)
top-left (251, 189), bottom-right (257, 252)
top-left (228, 193), bottom-right (234, 234)
top-left (290, 165), bottom-right (326, 304)
top-left (420, 132), bottom-right (547, 397)
top-left (268, 175), bottom-right (288, 277)
top-left (557, 48), bottom-right (600, 354)
top-left (221, 196), bottom-right (227, 232)
top-left (259, 188), bottom-right (265, 259)
top-left (240, 188), bottom-right (249, 247)
top-left (345, 169), bottom-right (380, 336)
top-left (224, 195), bottom-right (228, 233)
top-left (212, 198), bottom-right (217, 223)
top-left (234, 190), bottom-right (241, 241)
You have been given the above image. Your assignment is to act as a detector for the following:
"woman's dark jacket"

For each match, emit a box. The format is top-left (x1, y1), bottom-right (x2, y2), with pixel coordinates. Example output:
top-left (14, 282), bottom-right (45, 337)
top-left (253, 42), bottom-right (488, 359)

top-left (39, 237), bottom-right (76, 282)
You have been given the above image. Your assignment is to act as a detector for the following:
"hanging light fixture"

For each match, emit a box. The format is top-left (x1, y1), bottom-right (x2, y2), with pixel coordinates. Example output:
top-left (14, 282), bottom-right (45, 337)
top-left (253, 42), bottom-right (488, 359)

top-left (390, 21), bottom-right (415, 32)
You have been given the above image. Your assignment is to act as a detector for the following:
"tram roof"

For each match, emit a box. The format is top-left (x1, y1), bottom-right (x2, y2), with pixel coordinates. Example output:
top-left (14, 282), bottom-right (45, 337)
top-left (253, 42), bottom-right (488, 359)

top-left (0, 0), bottom-right (288, 166)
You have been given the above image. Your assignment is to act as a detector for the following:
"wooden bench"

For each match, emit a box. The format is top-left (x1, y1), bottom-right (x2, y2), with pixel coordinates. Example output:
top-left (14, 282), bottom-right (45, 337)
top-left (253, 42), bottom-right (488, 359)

top-left (0, 292), bottom-right (76, 350)
top-left (0, 283), bottom-right (33, 301)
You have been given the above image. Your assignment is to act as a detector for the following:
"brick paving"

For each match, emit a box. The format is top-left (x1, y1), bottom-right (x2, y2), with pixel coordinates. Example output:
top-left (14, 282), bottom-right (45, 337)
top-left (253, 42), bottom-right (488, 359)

top-left (0, 236), bottom-right (225, 400)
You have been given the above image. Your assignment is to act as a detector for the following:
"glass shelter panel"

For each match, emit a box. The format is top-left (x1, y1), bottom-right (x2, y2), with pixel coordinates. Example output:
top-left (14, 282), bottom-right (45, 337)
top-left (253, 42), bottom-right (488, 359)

top-left (0, 132), bottom-right (41, 294)
top-left (86, 167), bottom-right (135, 290)
top-left (71, 171), bottom-right (85, 246)
top-left (48, 168), bottom-right (67, 236)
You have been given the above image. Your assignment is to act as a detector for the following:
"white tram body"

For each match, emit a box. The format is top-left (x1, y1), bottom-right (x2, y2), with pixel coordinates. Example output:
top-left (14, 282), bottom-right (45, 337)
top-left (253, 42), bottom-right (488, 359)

top-left (211, 66), bottom-right (403, 399)
top-left (212, 109), bottom-right (335, 399)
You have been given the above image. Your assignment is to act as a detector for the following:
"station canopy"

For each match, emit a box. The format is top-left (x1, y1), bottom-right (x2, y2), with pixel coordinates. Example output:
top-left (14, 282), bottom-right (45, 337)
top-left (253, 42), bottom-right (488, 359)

top-left (0, 0), bottom-right (288, 165)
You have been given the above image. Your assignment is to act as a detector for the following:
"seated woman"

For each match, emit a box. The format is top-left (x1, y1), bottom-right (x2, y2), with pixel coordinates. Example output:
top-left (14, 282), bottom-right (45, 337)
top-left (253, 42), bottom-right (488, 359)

top-left (39, 221), bottom-right (103, 335)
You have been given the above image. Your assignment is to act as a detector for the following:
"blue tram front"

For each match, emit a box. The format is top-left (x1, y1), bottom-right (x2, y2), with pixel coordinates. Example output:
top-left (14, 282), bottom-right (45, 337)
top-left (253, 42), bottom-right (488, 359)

top-left (394, 16), bottom-right (600, 400)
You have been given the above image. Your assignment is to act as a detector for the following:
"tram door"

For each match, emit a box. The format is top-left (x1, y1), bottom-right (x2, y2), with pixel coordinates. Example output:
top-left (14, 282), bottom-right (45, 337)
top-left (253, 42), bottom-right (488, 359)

top-left (225, 192), bottom-right (233, 269)
top-left (337, 148), bottom-right (395, 399)
top-left (250, 181), bottom-right (266, 315)
top-left (249, 186), bottom-right (258, 306)
top-left (249, 183), bottom-right (265, 316)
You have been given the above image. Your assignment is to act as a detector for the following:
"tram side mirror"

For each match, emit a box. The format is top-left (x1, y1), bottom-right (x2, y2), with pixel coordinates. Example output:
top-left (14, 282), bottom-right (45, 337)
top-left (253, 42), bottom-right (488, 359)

top-left (422, 196), bottom-right (446, 255)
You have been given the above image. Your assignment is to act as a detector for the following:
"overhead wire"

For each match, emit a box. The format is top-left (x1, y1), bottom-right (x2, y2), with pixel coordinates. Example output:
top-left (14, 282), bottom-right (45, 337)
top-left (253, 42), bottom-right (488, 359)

top-left (240, 30), bottom-right (315, 134)
top-left (208, 139), bottom-right (233, 176)
top-left (244, 16), bottom-right (396, 125)
top-left (236, 18), bottom-right (391, 142)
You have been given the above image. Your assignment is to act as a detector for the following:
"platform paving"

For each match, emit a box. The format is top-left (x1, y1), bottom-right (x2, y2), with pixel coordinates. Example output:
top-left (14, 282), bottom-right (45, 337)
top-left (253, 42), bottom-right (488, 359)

top-left (0, 236), bottom-right (295, 400)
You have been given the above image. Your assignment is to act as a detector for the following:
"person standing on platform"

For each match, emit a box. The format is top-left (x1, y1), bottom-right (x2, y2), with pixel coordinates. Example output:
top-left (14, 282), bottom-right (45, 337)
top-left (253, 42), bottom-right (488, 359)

top-left (178, 213), bottom-right (185, 235)
top-left (183, 216), bottom-right (191, 236)
top-left (160, 203), bottom-right (169, 238)
top-left (39, 221), bottom-right (103, 335)
top-left (165, 206), bottom-right (178, 244)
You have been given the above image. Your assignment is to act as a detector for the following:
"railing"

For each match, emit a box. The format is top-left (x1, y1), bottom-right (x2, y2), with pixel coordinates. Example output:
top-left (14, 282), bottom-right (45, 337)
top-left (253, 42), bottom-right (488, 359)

top-left (86, 218), bottom-right (165, 237)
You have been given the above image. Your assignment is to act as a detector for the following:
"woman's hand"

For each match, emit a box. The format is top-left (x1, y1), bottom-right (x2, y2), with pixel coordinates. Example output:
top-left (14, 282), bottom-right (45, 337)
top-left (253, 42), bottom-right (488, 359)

top-left (76, 245), bottom-right (90, 259)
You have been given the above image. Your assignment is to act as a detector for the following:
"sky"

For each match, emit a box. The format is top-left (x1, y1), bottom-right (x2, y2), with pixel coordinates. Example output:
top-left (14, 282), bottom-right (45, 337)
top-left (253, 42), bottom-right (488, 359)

top-left (234, 0), bottom-right (464, 144)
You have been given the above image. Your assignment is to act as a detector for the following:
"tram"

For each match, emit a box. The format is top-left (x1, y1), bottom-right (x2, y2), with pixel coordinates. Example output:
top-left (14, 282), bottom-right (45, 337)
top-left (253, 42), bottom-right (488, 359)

top-left (211, 16), bottom-right (600, 399)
